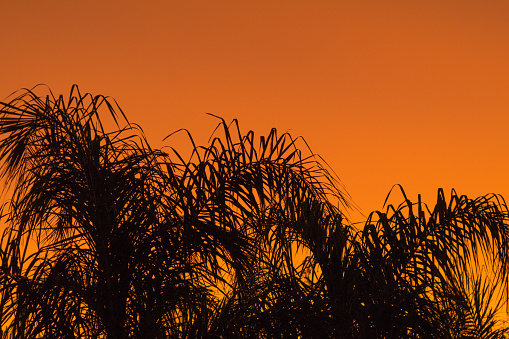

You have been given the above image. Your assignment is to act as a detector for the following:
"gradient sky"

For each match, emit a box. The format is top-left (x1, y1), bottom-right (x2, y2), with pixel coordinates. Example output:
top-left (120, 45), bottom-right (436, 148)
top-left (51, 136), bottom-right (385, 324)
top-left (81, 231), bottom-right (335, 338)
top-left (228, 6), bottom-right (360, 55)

top-left (1, 1), bottom-right (508, 222)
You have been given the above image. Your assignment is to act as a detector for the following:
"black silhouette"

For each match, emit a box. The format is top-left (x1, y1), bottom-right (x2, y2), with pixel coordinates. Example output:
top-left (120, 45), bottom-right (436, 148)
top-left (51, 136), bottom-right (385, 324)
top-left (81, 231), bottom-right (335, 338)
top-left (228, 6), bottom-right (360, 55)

top-left (0, 86), bottom-right (508, 338)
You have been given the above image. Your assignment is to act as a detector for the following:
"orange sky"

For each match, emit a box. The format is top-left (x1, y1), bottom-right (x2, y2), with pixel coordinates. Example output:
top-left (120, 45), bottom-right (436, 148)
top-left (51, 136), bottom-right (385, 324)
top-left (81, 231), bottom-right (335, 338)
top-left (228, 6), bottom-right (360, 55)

top-left (1, 1), bottom-right (508, 222)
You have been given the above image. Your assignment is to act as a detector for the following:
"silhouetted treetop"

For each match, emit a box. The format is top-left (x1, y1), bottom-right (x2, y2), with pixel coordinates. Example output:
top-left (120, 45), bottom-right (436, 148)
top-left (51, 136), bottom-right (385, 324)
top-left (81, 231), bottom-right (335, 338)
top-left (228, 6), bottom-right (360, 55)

top-left (0, 85), bottom-right (508, 338)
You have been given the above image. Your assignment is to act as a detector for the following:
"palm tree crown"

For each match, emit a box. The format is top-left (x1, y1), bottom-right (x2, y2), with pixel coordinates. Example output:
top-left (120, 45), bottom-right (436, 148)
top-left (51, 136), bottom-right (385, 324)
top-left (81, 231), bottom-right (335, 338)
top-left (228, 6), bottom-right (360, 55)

top-left (0, 85), bottom-right (508, 338)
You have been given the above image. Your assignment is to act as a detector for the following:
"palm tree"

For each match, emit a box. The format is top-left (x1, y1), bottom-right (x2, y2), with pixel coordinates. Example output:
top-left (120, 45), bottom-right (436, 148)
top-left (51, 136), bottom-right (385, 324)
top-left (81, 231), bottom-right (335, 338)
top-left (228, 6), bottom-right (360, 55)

top-left (0, 85), bottom-right (350, 338)
top-left (348, 187), bottom-right (509, 338)
top-left (0, 85), bottom-right (185, 338)
top-left (0, 85), bottom-right (508, 338)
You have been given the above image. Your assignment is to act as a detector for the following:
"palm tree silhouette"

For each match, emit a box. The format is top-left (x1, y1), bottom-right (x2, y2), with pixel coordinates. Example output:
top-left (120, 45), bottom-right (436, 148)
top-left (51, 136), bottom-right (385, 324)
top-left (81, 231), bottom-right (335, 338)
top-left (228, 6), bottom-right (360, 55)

top-left (0, 85), bottom-right (508, 338)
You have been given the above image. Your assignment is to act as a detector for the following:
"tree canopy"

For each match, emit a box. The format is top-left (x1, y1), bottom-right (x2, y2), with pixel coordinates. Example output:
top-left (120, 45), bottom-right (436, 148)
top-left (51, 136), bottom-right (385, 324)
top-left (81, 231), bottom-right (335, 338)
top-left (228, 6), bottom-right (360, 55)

top-left (0, 85), bottom-right (508, 338)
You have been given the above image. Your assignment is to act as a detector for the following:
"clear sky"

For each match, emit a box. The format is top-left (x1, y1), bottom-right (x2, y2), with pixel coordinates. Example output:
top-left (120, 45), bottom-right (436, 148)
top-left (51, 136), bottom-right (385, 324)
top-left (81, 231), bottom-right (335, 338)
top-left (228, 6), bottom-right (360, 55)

top-left (1, 1), bottom-right (508, 222)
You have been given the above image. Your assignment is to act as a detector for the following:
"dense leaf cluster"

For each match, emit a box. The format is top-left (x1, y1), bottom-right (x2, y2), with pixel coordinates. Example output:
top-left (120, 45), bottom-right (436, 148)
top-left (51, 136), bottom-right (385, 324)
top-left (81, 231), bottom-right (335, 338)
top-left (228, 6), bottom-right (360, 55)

top-left (0, 86), bottom-right (508, 338)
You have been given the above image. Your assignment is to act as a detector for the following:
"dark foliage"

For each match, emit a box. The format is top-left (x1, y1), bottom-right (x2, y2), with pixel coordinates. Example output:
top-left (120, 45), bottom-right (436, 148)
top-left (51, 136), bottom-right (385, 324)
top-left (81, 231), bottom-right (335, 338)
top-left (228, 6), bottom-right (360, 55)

top-left (0, 86), bottom-right (507, 338)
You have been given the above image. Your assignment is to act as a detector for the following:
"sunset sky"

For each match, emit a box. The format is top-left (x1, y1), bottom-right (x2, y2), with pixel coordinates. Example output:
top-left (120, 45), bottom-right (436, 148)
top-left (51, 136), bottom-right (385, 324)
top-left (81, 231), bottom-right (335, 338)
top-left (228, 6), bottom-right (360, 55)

top-left (1, 1), bottom-right (508, 222)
